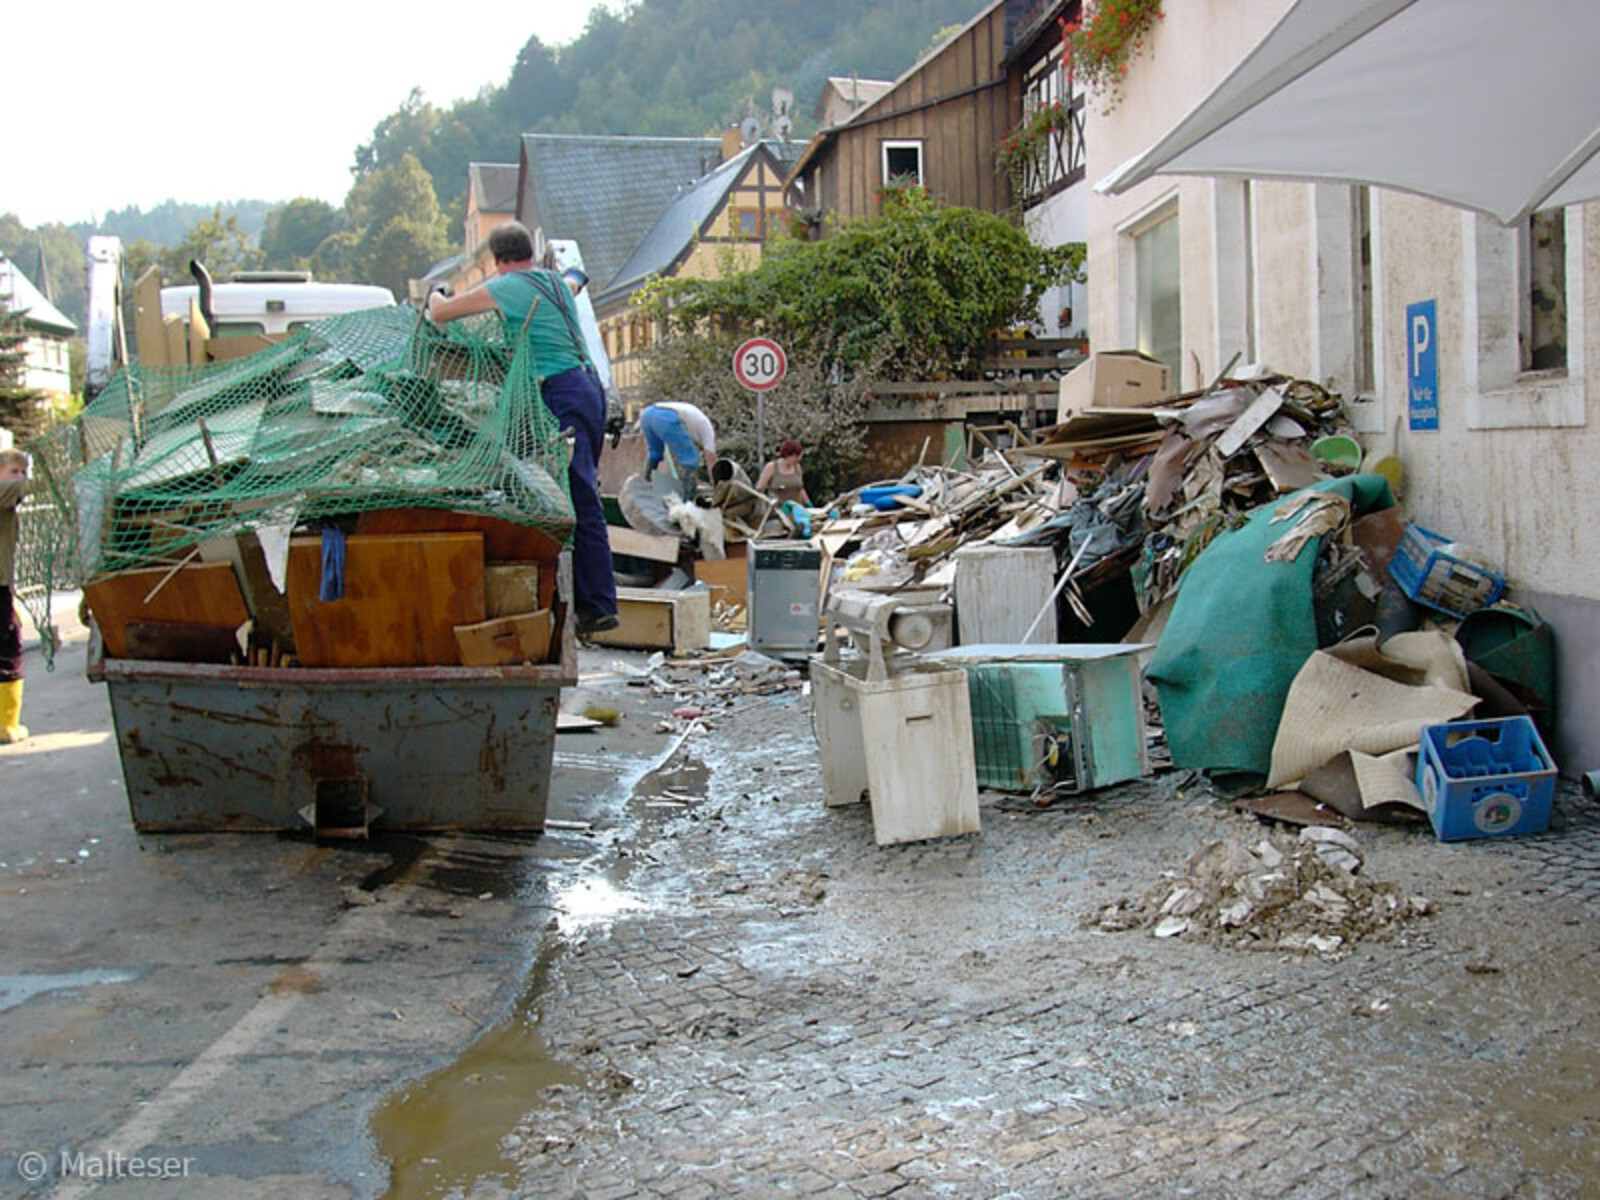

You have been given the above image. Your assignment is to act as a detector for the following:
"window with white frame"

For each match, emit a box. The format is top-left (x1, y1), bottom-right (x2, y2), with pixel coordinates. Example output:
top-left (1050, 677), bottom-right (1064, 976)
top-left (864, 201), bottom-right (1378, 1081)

top-left (1463, 206), bottom-right (1586, 429)
top-left (881, 140), bottom-right (924, 188)
top-left (1135, 209), bottom-right (1182, 381)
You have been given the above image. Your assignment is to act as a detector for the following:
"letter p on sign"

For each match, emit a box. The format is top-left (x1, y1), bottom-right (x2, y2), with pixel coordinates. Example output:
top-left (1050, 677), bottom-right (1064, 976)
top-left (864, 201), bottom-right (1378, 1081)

top-left (1411, 310), bottom-right (1432, 374)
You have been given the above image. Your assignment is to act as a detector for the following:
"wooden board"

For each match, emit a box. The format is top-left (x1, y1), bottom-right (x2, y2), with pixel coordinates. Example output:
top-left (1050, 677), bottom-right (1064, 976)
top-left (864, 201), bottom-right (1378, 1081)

top-left (453, 610), bottom-right (554, 666)
top-left (286, 533), bottom-right (485, 668)
top-left (692, 544), bottom-right (748, 610)
top-left (355, 508), bottom-right (561, 563)
top-left (123, 621), bottom-right (239, 664)
top-left (485, 563), bottom-right (549, 618)
top-left (85, 562), bottom-right (250, 658)
top-left (609, 525), bottom-right (682, 564)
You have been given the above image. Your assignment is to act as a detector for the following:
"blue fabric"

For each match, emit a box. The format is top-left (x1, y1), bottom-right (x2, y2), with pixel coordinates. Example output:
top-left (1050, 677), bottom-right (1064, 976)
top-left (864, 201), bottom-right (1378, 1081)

top-left (319, 529), bottom-right (346, 602)
top-left (541, 367), bottom-right (618, 619)
top-left (642, 405), bottom-right (702, 472)
top-left (778, 501), bottom-right (811, 539)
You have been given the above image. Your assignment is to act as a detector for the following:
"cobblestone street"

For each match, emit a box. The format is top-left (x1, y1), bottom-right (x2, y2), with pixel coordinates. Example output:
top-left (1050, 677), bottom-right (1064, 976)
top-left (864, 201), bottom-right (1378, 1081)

top-left (389, 654), bottom-right (1600, 1199)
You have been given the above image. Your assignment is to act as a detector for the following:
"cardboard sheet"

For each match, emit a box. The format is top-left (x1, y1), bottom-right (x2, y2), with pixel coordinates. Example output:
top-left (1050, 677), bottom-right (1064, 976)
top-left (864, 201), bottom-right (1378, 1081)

top-left (1267, 648), bottom-right (1477, 789)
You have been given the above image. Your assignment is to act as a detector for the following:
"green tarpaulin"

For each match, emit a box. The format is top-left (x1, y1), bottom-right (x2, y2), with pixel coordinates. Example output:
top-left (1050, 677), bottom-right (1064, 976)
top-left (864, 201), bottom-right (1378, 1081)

top-left (1148, 474), bottom-right (1396, 777)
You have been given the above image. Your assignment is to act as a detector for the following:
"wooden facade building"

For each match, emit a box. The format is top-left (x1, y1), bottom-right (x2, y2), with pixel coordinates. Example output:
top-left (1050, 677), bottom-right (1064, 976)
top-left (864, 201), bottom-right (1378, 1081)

top-left (786, 0), bottom-right (1080, 222)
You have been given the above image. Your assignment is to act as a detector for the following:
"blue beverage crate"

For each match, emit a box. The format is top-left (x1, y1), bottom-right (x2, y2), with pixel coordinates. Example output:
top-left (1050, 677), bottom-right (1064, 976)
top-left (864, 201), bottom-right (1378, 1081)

top-left (1388, 524), bottom-right (1506, 618)
top-left (1417, 716), bottom-right (1556, 841)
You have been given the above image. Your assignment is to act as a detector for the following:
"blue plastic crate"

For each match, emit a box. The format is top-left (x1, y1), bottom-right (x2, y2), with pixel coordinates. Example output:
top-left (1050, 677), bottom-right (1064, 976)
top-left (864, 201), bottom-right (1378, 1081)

top-left (1388, 524), bottom-right (1506, 618)
top-left (1417, 716), bottom-right (1556, 841)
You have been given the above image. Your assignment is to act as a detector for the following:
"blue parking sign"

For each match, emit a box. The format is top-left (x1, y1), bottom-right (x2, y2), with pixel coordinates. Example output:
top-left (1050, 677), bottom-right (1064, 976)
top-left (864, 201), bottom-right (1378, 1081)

top-left (1407, 299), bottom-right (1438, 431)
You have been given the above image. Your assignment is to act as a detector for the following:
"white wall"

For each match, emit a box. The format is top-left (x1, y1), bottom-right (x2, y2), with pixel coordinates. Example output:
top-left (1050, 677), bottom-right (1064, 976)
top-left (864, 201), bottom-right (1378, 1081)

top-left (1026, 186), bottom-right (1088, 339)
top-left (1084, 0), bottom-right (1600, 769)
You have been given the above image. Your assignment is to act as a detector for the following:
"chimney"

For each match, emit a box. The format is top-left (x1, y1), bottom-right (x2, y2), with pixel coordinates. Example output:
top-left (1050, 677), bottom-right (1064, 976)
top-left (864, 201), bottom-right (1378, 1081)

top-left (721, 126), bottom-right (743, 162)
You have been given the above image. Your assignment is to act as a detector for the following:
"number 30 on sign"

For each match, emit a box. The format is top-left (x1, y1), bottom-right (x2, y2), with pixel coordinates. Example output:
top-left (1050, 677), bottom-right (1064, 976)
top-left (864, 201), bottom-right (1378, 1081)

top-left (733, 337), bottom-right (787, 392)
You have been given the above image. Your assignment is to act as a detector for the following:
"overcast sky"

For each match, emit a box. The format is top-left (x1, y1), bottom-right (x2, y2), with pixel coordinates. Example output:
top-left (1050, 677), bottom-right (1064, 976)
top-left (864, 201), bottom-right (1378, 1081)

top-left (10, 1), bottom-right (619, 227)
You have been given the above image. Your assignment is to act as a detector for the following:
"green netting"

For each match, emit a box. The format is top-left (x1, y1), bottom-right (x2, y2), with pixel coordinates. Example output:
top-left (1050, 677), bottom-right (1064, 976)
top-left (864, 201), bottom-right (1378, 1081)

top-left (15, 304), bottom-right (573, 659)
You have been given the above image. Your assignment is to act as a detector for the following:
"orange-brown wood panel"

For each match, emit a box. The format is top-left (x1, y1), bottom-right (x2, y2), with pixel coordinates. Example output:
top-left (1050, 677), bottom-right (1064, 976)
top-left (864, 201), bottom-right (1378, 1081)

top-left (85, 563), bottom-right (250, 659)
top-left (354, 508), bottom-right (562, 563)
top-left (286, 533), bottom-right (486, 668)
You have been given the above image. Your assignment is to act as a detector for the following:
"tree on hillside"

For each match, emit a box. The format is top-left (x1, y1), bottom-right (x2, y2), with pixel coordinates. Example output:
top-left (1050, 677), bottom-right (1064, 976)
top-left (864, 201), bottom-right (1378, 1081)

top-left (170, 207), bottom-right (264, 280)
top-left (262, 199), bottom-right (339, 269)
top-left (349, 0), bottom-right (981, 236)
top-left (352, 88), bottom-right (442, 177)
top-left (344, 154), bottom-right (451, 299)
top-left (498, 35), bottom-right (575, 128)
top-left (0, 216), bottom-right (88, 331)
top-left (0, 296), bottom-right (44, 438)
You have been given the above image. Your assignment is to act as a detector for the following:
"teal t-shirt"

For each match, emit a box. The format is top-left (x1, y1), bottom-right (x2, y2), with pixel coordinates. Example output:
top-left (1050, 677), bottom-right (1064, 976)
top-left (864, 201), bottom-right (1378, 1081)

top-left (484, 268), bottom-right (589, 378)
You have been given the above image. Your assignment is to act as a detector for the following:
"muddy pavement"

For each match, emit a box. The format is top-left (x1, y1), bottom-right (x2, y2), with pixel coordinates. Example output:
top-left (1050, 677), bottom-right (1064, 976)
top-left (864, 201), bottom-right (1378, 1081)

top-left (391, 653), bottom-right (1600, 1200)
top-left (4, 620), bottom-right (1598, 1199)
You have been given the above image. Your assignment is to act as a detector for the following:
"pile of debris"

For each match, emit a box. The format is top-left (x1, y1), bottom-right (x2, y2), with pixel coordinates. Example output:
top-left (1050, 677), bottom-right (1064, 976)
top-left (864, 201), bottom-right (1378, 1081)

top-left (607, 648), bottom-right (805, 735)
top-left (775, 365), bottom-right (1362, 643)
top-left (1090, 831), bottom-right (1434, 959)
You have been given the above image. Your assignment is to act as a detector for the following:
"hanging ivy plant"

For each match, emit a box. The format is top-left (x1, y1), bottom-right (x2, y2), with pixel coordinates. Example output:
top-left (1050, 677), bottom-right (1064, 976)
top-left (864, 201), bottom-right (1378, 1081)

top-left (995, 101), bottom-right (1073, 198)
top-left (1063, 0), bottom-right (1164, 108)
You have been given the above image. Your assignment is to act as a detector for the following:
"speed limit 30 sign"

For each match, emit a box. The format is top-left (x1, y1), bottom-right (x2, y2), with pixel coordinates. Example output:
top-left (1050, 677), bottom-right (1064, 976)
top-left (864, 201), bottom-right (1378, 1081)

top-left (733, 337), bottom-right (787, 391)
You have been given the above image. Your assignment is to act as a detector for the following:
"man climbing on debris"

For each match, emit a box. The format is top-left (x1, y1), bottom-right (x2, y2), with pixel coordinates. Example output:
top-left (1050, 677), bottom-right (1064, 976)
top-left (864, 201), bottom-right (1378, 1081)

top-left (426, 221), bottom-right (619, 635)
top-left (0, 448), bottom-right (30, 742)
top-left (640, 401), bottom-right (717, 501)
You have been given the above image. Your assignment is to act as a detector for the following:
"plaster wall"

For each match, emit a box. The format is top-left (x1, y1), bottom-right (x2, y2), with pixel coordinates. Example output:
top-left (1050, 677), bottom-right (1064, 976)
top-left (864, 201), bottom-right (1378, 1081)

top-left (1252, 182), bottom-right (1314, 375)
top-left (1025, 185), bottom-right (1088, 338)
top-left (1086, 0), bottom-right (1291, 379)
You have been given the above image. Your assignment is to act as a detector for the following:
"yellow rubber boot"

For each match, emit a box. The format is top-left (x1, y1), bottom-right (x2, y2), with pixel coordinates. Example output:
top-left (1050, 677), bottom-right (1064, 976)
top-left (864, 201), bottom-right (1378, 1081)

top-left (0, 680), bottom-right (26, 744)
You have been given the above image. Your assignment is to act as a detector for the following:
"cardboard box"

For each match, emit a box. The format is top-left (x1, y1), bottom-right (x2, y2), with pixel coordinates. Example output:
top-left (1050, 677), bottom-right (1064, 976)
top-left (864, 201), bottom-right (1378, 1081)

top-left (1057, 350), bottom-right (1173, 421)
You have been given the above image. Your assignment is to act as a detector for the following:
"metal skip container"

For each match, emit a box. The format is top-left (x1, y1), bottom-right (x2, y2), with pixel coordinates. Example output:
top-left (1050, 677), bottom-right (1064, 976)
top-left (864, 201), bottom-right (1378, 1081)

top-left (89, 574), bottom-right (578, 834)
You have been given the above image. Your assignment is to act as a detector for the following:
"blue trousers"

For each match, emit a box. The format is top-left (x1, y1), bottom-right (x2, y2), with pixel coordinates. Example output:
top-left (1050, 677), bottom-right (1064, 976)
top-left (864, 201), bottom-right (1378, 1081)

top-left (540, 368), bottom-right (617, 618)
top-left (642, 406), bottom-right (702, 472)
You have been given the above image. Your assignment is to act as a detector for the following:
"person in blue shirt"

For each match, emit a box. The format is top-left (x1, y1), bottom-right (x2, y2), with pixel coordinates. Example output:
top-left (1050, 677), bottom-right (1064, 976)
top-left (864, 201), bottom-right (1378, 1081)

top-left (427, 221), bottom-right (619, 635)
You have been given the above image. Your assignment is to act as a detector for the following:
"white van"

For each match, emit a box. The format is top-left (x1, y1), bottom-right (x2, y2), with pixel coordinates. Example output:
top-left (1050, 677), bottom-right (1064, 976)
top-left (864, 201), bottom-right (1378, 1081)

top-left (160, 271), bottom-right (396, 338)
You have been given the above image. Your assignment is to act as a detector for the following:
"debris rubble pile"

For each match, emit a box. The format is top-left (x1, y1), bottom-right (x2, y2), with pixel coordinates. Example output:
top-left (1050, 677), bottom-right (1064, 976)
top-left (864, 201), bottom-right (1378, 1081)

top-left (1090, 831), bottom-right (1434, 959)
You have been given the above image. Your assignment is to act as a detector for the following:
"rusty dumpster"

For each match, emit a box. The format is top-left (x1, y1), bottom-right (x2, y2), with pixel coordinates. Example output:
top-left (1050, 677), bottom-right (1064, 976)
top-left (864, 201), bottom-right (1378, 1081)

top-left (86, 580), bottom-right (577, 835)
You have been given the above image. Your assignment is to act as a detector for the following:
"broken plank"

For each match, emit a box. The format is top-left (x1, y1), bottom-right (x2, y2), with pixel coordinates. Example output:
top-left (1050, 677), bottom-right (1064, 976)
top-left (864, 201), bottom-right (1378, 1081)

top-left (1215, 387), bottom-right (1286, 458)
top-left (608, 524), bottom-right (682, 564)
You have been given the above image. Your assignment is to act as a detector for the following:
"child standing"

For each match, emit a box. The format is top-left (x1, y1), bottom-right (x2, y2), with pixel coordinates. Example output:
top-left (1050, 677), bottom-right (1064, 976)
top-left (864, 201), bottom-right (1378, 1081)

top-left (0, 448), bottom-right (29, 743)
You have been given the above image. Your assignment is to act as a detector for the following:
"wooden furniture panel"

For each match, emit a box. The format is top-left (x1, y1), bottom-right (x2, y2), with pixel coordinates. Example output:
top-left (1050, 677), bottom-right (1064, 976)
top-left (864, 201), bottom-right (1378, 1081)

top-left (286, 533), bottom-right (485, 667)
top-left (355, 507), bottom-right (562, 563)
top-left (85, 563), bottom-right (250, 658)
top-left (453, 610), bottom-right (554, 667)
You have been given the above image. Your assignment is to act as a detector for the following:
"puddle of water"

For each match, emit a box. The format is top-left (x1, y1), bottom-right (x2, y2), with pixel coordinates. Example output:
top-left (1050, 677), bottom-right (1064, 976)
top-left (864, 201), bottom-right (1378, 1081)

top-left (554, 874), bottom-right (643, 936)
top-left (372, 949), bottom-right (580, 1200)
top-left (633, 758), bottom-right (709, 806)
top-left (0, 970), bottom-right (135, 1014)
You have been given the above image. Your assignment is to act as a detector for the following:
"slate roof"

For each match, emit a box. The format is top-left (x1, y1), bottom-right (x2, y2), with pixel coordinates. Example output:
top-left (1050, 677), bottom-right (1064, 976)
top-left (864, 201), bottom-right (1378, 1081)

top-left (420, 253), bottom-right (465, 283)
top-left (0, 254), bottom-right (76, 335)
top-left (467, 162), bottom-right (519, 215)
top-left (598, 142), bottom-right (784, 307)
top-left (517, 134), bottom-right (724, 291)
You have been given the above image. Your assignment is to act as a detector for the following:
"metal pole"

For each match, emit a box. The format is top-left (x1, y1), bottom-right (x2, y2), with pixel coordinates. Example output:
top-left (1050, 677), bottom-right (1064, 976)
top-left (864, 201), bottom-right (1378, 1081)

top-left (756, 391), bottom-right (766, 466)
